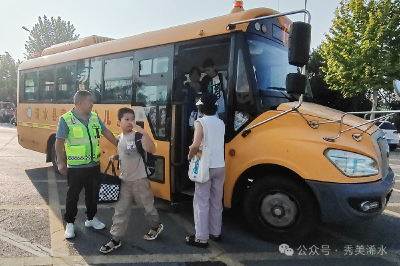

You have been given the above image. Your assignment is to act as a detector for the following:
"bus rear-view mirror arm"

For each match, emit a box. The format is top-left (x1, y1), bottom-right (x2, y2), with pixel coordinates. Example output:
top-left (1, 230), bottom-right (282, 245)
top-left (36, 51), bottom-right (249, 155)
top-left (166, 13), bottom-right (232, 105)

top-left (242, 94), bottom-right (304, 138)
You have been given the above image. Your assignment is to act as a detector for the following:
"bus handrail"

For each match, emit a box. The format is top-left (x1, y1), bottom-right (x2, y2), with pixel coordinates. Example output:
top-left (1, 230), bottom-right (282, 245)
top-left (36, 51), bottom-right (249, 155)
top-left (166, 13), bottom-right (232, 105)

top-left (241, 96), bottom-right (400, 142)
top-left (242, 94), bottom-right (304, 138)
top-left (171, 102), bottom-right (187, 166)
top-left (319, 110), bottom-right (400, 142)
top-left (227, 9), bottom-right (311, 30)
top-left (294, 109), bottom-right (400, 142)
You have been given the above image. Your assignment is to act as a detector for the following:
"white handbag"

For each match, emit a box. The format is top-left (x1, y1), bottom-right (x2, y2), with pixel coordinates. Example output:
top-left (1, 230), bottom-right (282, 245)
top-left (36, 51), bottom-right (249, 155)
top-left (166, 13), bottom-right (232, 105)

top-left (188, 120), bottom-right (212, 183)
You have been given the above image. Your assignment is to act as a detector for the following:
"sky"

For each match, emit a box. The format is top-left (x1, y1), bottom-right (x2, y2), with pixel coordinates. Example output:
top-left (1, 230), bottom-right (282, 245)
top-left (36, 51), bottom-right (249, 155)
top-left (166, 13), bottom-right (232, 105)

top-left (0, 0), bottom-right (341, 62)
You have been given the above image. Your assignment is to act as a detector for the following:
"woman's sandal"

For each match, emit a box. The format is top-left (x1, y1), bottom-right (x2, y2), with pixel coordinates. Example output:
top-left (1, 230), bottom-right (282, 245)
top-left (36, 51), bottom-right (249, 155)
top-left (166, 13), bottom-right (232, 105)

top-left (99, 239), bottom-right (121, 254)
top-left (185, 235), bottom-right (209, 248)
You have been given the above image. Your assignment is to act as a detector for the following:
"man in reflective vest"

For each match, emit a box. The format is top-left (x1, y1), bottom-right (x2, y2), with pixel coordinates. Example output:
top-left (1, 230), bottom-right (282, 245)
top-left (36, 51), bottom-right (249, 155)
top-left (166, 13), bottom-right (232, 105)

top-left (55, 90), bottom-right (118, 239)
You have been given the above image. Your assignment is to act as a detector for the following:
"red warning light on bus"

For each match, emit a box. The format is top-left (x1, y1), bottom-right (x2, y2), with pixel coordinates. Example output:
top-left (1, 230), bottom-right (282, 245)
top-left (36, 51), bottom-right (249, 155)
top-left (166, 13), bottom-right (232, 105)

top-left (233, 0), bottom-right (243, 8)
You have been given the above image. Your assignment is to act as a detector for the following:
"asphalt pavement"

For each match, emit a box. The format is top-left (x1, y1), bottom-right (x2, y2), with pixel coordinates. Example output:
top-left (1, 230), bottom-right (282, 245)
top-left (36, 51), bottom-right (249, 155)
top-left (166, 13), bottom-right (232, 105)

top-left (1, 124), bottom-right (400, 266)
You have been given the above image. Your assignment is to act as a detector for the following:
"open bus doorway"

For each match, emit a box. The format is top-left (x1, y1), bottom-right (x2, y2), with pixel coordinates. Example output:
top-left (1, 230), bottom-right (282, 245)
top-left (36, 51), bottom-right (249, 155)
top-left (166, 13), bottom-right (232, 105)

top-left (171, 37), bottom-right (231, 199)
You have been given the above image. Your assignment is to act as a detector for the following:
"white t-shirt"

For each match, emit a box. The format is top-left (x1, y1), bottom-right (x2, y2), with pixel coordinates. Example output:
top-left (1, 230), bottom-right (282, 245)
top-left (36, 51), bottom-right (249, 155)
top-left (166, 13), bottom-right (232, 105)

top-left (118, 131), bottom-right (147, 181)
top-left (197, 115), bottom-right (225, 168)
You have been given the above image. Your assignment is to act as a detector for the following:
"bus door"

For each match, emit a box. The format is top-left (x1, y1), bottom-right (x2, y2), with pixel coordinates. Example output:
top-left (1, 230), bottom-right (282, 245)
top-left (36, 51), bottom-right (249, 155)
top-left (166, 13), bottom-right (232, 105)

top-left (132, 45), bottom-right (174, 201)
top-left (171, 37), bottom-right (232, 200)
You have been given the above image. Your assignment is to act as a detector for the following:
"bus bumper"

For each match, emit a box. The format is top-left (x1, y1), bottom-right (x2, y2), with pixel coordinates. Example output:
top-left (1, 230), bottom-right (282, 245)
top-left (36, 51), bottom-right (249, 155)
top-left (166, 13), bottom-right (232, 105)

top-left (305, 167), bottom-right (395, 224)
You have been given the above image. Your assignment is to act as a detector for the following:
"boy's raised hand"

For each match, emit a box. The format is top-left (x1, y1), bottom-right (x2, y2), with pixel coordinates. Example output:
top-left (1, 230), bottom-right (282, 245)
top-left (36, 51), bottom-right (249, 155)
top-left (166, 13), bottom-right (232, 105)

top-left (134, 123), bottom-right (146, 134)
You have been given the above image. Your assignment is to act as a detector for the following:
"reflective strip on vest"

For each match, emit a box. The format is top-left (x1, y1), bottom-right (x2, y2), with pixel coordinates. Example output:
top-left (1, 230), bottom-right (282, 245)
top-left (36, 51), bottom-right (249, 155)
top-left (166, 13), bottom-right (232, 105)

top-left (61, 111), bottom-right (102, 165)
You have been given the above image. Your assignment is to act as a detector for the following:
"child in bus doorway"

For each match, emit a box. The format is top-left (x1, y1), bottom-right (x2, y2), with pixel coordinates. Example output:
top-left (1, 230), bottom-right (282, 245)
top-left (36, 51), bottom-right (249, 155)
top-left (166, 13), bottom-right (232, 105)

top-left (100, 108), bottom-right (163, 254)
top-left (200, 58), bottom-right (227, 119)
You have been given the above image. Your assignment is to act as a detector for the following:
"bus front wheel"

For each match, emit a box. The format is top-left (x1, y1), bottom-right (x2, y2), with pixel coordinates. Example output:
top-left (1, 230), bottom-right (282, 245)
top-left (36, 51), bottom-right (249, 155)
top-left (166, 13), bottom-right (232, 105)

top-left (243, 175), bottom-right (319, 243)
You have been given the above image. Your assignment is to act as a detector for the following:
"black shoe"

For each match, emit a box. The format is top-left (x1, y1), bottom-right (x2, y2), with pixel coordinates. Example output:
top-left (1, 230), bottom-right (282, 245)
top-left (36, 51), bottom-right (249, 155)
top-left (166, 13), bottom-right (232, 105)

top-left (209, 234), bottom-right (222, 242)
top-left (185, 235), bottom-right (209, 248)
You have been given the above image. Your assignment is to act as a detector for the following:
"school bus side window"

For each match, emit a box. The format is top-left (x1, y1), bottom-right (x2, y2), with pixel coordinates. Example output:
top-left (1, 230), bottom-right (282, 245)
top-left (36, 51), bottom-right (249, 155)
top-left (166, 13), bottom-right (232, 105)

top-left (136, 85), bottom-right (168, 137)
top-left (152, 57), bottom-right (169, 73)
top-left (23, 72), bottom-right (38, 102)
top-left (57, 65), bottom-right (76, 102)
top-left (140, 57), bottom-right (169, 76)
top-left (140, 59), bottom-right (152, 76)
top-left (103, 56), bottom-right (133, 102)
top-left (38, 69), bottom-right (56, 102)
top-left (77, 57), bottom-right (102, 103)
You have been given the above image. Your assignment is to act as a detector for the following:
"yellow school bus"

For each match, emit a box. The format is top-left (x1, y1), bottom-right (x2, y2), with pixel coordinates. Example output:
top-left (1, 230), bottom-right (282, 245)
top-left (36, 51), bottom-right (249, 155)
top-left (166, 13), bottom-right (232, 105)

top-left (17, 2), bottom-right (394, 242)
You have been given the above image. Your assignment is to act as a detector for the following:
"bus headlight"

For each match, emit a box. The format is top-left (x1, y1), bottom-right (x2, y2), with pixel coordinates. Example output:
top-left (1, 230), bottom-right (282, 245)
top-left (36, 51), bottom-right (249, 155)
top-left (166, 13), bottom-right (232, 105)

top-left (324, 149), bottom-right (378, 177)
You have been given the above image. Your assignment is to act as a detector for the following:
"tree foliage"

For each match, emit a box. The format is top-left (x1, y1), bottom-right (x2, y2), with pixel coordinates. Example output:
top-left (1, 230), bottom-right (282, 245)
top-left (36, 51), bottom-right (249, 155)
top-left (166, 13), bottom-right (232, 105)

top-left (320, 0), bottom-right (400, 110)
top-left (308, 47), bottom-right (371, 112)
top-left (24, 15), bottom-right (79, 59)
top-left (0, 53), bottom-right (20, 104)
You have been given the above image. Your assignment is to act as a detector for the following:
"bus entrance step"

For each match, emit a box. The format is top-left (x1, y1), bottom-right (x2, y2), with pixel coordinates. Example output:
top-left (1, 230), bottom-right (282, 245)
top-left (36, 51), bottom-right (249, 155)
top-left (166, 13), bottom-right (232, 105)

top-left (180, 189), bottom-right (195, 196)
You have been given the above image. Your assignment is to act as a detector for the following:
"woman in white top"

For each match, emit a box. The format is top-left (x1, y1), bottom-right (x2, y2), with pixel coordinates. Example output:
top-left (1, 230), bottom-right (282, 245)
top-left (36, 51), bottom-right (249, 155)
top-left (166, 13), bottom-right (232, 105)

top-left (186, 92), bottom-right (225, 248)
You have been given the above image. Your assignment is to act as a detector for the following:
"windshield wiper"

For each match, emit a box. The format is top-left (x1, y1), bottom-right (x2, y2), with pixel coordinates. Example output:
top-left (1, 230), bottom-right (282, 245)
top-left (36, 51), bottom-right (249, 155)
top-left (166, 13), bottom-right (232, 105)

top-left (266, 87), bottom-right (286, 91)
top-left (265, 87), bottom-right (295, 100)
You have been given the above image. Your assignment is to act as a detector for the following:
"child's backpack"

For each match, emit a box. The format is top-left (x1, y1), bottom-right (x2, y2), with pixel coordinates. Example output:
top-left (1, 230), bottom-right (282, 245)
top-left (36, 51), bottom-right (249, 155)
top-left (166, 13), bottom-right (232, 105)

top-left (135, 132), bottom-right (156, 177)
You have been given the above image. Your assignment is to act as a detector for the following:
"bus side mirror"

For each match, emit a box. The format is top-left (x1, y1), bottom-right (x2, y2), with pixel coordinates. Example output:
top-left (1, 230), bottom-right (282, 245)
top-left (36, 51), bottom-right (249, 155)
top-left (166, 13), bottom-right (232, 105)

top-left (286, 73), bottom-right (306, 96)
top-left (393, 80), bottom-right (400, 101)
top-left (288, 22), bottom-right (311, 67)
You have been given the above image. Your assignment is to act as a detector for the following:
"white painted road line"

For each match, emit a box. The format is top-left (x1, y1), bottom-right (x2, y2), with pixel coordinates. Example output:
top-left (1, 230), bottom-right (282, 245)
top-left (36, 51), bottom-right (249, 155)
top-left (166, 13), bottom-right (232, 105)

top-left (384, 209), bottom-right (400, 219)
top-left (0, 204), bottom-right (158, 210)
top-left (0, 180), bottom-right (66, 184)
top-left (0, 134), bottom-right (17, 152)
top-left (388, 203), bottom-right (400, 207)
top-left (0, 227), bottom-right (52, 257)
top-left (0, 251), bottom-right (397, 266)
top-left (167, 212), bottom-right (245, 266)
top-left (47, 167), bottom-right (70, 258)
top-left (321, 223), bottom-right (400, 265)
top-left (392, 188), bottom-right (400, 193)
top-left (0, 205), bottom-right (49, 210)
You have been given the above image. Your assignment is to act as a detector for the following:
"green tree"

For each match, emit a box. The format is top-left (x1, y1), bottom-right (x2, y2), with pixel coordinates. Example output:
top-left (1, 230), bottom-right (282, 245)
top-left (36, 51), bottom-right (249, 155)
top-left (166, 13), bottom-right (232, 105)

top-left (320, 0), bottom-right (400, 117)
top-left (308, 47), bottom-right (371, 112)
top-left (24, 15), bottom-right (79, 59)
top-left (0, 52), bottom-right (20, 104)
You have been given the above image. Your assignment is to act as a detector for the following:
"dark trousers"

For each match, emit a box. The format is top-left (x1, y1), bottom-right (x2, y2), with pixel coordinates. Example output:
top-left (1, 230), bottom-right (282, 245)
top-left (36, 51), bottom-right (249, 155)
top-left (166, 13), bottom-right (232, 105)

top-left (64, 165), bottom-right (100, 223)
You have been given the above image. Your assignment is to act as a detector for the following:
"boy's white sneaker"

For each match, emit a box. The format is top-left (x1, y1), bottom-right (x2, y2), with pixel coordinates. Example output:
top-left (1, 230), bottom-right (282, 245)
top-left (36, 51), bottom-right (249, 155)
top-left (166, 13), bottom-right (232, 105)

top-left (64, 223), bottom-right (75, 239)
top-left (85, 217), bottom-right (105, 229)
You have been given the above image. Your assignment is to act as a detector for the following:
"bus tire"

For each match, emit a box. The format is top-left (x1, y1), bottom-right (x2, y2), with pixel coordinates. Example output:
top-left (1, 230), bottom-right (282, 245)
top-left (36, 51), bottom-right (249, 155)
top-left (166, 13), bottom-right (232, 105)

top-left (243, 175), bottom-right (319, 243)
top-left (51, 142), bottom-right (60, 174)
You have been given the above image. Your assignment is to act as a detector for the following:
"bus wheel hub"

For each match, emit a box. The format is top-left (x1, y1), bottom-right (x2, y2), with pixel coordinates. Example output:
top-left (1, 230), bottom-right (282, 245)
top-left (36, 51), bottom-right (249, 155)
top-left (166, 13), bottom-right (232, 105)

top-left (261, 193), bottom-right (298, 228)
top-left (271, 206), bottom-right (285, 218)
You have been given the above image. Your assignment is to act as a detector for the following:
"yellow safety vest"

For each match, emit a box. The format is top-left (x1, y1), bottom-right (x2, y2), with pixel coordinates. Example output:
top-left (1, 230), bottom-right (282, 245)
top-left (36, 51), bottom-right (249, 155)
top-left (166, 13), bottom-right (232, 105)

top-left (61, 111), bottom-right (102, 166)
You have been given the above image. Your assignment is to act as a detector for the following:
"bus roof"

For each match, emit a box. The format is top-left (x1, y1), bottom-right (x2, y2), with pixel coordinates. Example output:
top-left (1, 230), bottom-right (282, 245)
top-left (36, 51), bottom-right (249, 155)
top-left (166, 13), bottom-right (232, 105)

top-left (19, 7), bottom-right (282, 71)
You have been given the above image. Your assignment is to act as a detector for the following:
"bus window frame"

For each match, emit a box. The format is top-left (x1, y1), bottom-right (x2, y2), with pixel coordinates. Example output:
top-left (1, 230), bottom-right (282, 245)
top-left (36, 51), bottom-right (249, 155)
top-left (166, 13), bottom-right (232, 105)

top-left (226, 32), bottom-right (259, 142)
top-left (102, 51), bottom-right (134, 104)
top-left (37, 67), bottom-right (57, 103)
top-left (56, 61), bottom-right (78, 104)
top-left (132, 45), bottom-right (174, 142)
top-left (149, 155), bottom-right (166, 184)
top-left (20, 70), bottom-right (39, 103)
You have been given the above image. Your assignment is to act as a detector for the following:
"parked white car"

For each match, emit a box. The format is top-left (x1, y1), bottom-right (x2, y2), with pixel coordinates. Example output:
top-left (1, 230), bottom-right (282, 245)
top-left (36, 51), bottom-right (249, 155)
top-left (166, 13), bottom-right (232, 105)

top-left (376, 121), bottom-right (399, 151)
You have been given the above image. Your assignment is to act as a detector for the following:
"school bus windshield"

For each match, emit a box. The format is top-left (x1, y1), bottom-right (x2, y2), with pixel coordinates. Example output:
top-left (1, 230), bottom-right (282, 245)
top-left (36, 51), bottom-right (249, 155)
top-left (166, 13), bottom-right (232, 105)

top-left (246, 34), bottom-right (297, 92)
